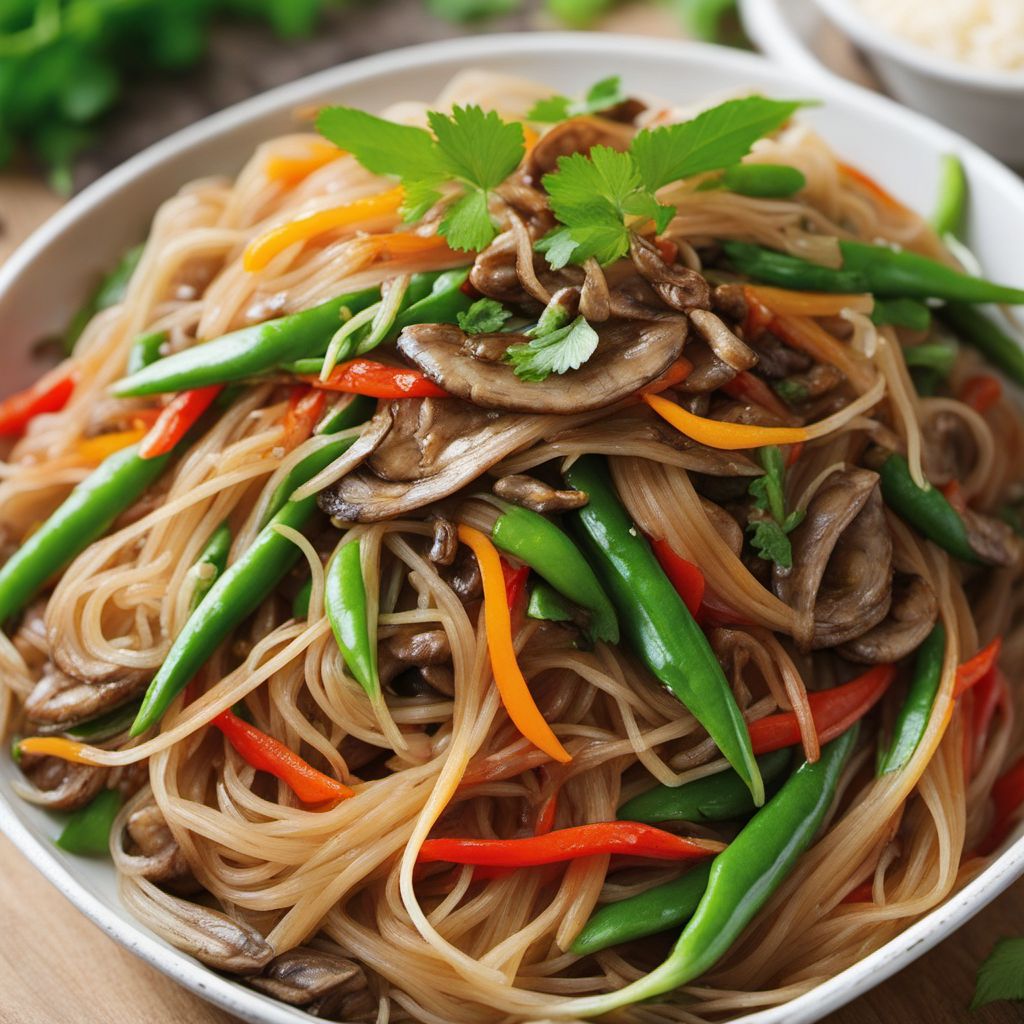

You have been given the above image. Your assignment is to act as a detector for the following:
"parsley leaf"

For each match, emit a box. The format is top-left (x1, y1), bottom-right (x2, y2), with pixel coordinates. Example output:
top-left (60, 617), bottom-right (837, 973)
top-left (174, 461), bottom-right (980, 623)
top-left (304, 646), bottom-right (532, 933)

top-left (317, 103), bottom-right (524, 252)
top-left (747, 445), bottom-right (804, 569)
top-left (972, 938), bottom-right (1024, 1009)
top-left (506, 315), bottom-right (599, 381)
top-left (458, 298), bottom-right (512, 334)
top-left (527, 76), bottom-right (627, 123)
top-left (631, 96), bottom-right (808, 192)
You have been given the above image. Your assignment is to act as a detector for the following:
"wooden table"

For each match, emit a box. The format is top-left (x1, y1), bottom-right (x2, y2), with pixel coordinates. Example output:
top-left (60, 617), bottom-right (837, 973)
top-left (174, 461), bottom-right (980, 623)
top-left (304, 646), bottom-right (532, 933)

top-left (1, 8), bottom-right (1023, 1023)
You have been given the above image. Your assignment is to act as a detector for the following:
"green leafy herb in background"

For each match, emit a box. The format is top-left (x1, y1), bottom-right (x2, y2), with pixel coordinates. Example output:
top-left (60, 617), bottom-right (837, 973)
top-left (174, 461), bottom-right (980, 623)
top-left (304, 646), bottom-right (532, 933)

top-left (972, 938), bottom-right (1024, 1009)
top-left (527, 75), bottom-right (626, 123)
top-left (747, 445), bottom-right (804, 569)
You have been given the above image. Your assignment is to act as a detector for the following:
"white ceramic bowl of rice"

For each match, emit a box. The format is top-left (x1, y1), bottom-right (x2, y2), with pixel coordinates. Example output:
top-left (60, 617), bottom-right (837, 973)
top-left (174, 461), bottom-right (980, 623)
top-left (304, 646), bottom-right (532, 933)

top-left (813, 0), bottom-right (1024, 167)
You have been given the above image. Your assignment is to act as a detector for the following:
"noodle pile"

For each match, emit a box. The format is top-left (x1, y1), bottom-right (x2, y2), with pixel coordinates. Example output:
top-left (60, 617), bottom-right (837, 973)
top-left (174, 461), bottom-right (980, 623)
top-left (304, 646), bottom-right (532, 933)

top-left (1, 70), bottom-right (1022, 1024)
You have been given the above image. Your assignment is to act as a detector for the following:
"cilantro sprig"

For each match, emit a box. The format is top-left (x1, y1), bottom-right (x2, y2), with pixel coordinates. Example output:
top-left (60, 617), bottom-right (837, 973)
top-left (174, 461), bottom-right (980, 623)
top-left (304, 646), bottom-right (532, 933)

top-left (316, 103), bottom-right (524, 251)
top-left (506, 315), bottom-right (599, 382)
top-left (527, 76), bottom-right (627, 123)
top-left (458, 298), bottom-right (512, 334)
top-left (540, 95), bottom-right (807, 267)
top-left (747, 445), bottom-right (804, 569)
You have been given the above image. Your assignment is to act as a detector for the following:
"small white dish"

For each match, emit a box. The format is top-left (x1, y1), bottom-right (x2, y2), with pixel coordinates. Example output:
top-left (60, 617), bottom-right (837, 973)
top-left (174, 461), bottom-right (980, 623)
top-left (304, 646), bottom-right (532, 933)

top-left (813, 0), bottom-right (1024, 167)
top-left (1, 30), bottom-right (1024, 1024)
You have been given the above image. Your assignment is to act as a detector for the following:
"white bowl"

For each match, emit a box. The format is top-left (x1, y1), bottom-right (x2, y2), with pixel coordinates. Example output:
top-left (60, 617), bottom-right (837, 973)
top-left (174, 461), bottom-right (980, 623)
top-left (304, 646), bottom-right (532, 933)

top-left (2, 31), bottom-right (1024, 1024)
top-left (812, 0), bottom-right (1024, 168)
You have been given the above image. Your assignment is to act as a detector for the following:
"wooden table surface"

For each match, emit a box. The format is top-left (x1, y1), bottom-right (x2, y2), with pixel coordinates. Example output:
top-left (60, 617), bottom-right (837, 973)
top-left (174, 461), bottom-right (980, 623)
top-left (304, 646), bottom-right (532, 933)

top-left (1, 7), bottom-right (1023, 1023)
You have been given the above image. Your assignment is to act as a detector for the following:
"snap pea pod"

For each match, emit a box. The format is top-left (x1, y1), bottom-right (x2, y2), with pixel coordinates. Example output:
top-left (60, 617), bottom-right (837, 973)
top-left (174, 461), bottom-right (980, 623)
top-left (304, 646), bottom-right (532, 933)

top-left (722, 163), bottom-right (805, 198)
top-left (571, 862), bottom-right (713, 956)
top-left (325, 540), bottom-right (379, 698)
top-left (0, 443), bottom-right (172, 624)
top-left (113, 286), bottom-right (381, 397)
top-left (879, 453), bottom-right (980, 564)
top-left (939, 303), bottom-right (1024, 388)
top-left (126, 331), bottom-right (167, 375)
top-left (724, 239), bottom-right (1024, 303)
top-left (871, 298), bottom-right (932, 332)
top-left (564, 456), bottom-right (763, 805)
top-left (568, 726), bottom-right (859, 1016)
top-left (491, 503), bottom-right (619, 644)
top-left (618, 749), bottom-right (792, 824)
top-left (55, 788), bottom-right (122, 857)
top-left (526, 581), bottom-right (574, 624)
top-left (878, 624), bottom-right (945, 775)
top-left (189, 521), bottom-right (231, 612)
top-left (932, 153), bottom-right (967, 239)
top-left (130, 436), bottom-right (357, 736)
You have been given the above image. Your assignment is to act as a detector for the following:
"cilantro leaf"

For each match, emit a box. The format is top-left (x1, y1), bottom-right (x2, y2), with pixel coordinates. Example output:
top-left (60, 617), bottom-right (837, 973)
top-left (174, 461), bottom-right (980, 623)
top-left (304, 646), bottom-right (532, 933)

top-left (747, 444), bottom-right (802, 569)
top-left (428, 105), bottom-right (525, 190)
top-left (972, 938), bottom-right (1024, 1009)
top-left (315, 107), bottom-right (444, 182)
top-left (506, 316), bottom-right (599, 381)
top-left (527, 76), bottom-right (627, 123)
top-left (439, 188), bottom-right (496, 252)
top-left (631, 96), bottom-right (807, 192)
top-left (458, 298), bottom-right (512, 334)
top-left (535, 228), bottom-right (580, 269)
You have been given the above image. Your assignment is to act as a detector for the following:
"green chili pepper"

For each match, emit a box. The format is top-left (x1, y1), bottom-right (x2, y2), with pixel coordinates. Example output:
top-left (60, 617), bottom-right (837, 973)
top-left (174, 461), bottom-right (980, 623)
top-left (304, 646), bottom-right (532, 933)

top-left (65, 244), bottom-right (144, 354)
top-left (879, 453), bottom-right (980, 564)
top-left (0, 443), bottom-right (172, 624)
top-left (724, 240), bottom-right (1024, 304)
top-left (66, 701), bottom-right (142, 742)
top-left (571, 861), bottom-right (713, 956)
top-left (871, 298), bottom-right (932, 332)
top-left (126, 331), bottom-right (167, 375)
top-left (722, 163), bottom-right (806, 198)
top-left (564, 456), bottom-right (763, 805)
top-left (325, 540), bottom-right (378, 698)
top-left (189, 521), bottom-right (231, 612)
top-left (939, 304), bottom-right (1024, 388)
top-left (618, 749), bottom-right (792, 824)
top-left (315, 395), bottom-right (376, 435)
top-left (932, 154), bottom-right (967, 239)
top-left (55, 788), bottom-right (122, 857)
top-left (112, 286), bottom-right (381, 397)
top-left (878, 624), bottom-right (945, 775)
top-left (569, 726), bottom-right (858, 1015)
top-left (130, 436), bottom-right (357, 736)
top-left (491, 503), bottom-right (618, 644)
top-left (391, 268), bottom-right (472, 334)
top-left (292, 576), bottom-right (313, 619)
top-left (526, 581), bottom-right (574, 624)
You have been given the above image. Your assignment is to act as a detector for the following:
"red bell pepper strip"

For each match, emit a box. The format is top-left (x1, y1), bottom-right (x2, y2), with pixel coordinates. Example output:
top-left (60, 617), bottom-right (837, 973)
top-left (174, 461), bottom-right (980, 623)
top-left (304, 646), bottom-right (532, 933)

top-left (281, 385), bottom-right (326, 445)
top-left (655, 238), bottom-right (679, 264)
top-left (139, 385), bottom-right (222, 459)
top-left (959, 374), bottom-right (1002, 414)
top-left (302, 359), bottom-right (448, 399)
top-left (969, 668), bottom-right (1005, 774)
top-left (722, 371), bottom-right (793, 423)
top-left (749, 664), bottom-right (895, 755)
top-left (648, 536), bottom-right (705, 618)
top-left (0, 366), bottom-right (76, 437)
top-left (953, 636), bottom-right (1001, 698)
top-left (977, 754), bottom-right (1024, 856)
top-left (840, 879), bottom-right (875, 904)
top-left (418, 822), bottom-right (724, 868)
top-left (213, 708), bottom-right (354, 804)
top-left (501, 559), bottom-right (530, 613)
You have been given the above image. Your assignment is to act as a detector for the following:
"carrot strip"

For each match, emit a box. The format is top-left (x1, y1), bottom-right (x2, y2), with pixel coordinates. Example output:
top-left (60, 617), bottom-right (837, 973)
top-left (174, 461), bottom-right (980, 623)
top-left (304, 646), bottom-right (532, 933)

top-left (745, 285), bottom-right (873, 317)
top-left (644, 392), bottom-right (809, 449)
top-left (721, 370), bottom-right (794, 423)
top-left (838, 162), bottom-right (912, 214)
top-left (243, 186), bottom-right (405, 272)
top-left (15, 737), bottom-right (97, 765)
top-left (457, 525), bottom-right (571, 764)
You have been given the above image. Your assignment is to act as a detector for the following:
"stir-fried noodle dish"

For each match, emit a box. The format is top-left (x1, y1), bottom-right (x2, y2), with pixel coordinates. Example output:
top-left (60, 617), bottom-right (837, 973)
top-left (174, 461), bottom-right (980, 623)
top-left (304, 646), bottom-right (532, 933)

top-left (2, 70), bottom-right (1024, 1023)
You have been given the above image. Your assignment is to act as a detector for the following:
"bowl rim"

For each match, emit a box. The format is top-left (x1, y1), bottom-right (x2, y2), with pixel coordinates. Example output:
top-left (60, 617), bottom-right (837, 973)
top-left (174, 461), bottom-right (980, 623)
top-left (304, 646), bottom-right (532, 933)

top-left (1, 29), bottom-right (1023, 1024)
top-left (812, 0), bottom-right (1024, 92)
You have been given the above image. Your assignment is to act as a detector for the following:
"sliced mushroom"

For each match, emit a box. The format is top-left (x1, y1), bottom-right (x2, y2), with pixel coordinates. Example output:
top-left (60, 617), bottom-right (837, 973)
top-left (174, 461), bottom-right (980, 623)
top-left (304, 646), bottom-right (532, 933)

top-left (701, 497), bottom-right (744, 557)
top-left (446, 544), bottom-right (482, 603)
top-left (24, 663), bottom-right (145, 730)
top-left (48, 623), bottom-right (150, 688)
top-left (429, 516), bottom-right (458, 566)
top-left (18, 754), bottom-right (107, 811)
top-left (524, 116), bottom-right (634, 184)
top-left (921, 408), bottom-right (977, 486)
top-left (839, 574), bottom-right (938, 664)
top-left (247, 948), bottom-right (368, 1009)
top-left (630, 234), bottom-right (711, 312)
top-left (962, 508), bottom-right (1020, 567)
top-left (774, 364), bottom-right (846, 406)
top-left (712, 283), bottom-right (748, 324)
top-left (493, 474), bottom-right (588, 513)
top-left (397, 318), bottom-right (686, 414)
top-left (124, 801), bottom-right (191, 884)
top-left (774, 468), bottom-right (893, 650)
top-left (386, 628), bottom-right (451, 666)
top-left (688, 309), bottom-right (758, 372)
top-left (469, 229), bottom-right (582, 307)
top-left (320, 398), bottom-right (558, 522)
top-left (749, 333), bottom-right (812, 379)
top-left (676, 341), bottom-right (737, 394)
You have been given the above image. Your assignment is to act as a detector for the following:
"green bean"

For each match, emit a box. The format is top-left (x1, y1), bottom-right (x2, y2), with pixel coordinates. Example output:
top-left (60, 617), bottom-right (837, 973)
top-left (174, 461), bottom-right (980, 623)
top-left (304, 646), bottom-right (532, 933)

top-left (939, 303), bottom-right (1024, 388)
top-left (56, 788), bottom-right (122, 857)
top-left (189, 521), bottom-right (231, 612)
top-left (325, 540), bottom-right (378, 698)
top-left (126, 331), bottom-right (167, 375)
top-left (722, 163), bottom-right (805, 198)
top-left (872, 299), bottom-right (932, 332)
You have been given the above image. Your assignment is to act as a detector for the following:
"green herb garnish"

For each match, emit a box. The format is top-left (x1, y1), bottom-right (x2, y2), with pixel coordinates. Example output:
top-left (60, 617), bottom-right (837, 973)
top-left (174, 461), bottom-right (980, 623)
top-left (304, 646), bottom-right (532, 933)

top-left (527, 76), bottom-right (627, 123)
top-left (458, 298), bottom-right (512, 334)
top-left (972, 938), bottom-right (1024, 1009)
top-left (747, 445), bottom-right (804, 569)
top-left (506, 315), bottom-right (599, 381)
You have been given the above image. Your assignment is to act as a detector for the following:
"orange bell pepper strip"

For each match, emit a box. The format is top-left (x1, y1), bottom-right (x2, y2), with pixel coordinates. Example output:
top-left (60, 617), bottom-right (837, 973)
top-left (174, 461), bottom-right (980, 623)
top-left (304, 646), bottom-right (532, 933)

top-left (264, 139), bottom-right (342, 185)
top-left (457, 525), bottom-right (571, 764)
